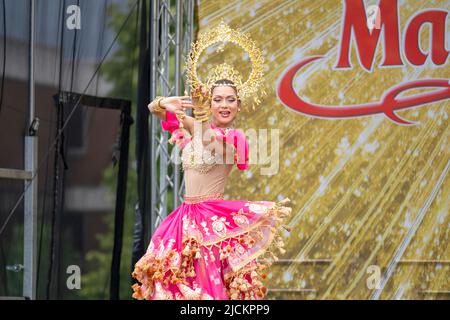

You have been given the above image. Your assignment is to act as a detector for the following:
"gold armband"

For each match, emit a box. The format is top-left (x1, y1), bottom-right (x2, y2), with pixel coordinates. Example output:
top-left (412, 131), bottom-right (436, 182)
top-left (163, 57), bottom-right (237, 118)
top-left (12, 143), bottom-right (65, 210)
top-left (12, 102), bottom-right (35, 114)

top-left (151, 96), bottom-right (166, 113)
top-left (193, 108), bottom-right (210, 122)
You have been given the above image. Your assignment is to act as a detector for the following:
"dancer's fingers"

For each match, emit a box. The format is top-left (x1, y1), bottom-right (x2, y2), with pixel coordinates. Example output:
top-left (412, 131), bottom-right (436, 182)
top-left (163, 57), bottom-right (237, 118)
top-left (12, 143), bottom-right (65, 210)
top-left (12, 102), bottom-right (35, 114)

top-left (182, 102), bottom-right (194, 108)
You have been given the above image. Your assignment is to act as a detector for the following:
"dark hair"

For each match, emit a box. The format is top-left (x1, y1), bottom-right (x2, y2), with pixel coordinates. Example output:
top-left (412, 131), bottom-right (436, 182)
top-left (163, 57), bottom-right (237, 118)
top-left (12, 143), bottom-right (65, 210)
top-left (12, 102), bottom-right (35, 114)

top-left (211, 79), bottom-right (238, 96)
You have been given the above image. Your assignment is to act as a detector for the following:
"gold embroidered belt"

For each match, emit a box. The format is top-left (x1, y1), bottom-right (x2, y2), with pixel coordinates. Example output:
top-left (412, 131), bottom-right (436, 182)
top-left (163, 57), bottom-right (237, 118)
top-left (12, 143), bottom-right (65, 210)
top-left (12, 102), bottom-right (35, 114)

top-left (184, 192), bottom-right (224, 204)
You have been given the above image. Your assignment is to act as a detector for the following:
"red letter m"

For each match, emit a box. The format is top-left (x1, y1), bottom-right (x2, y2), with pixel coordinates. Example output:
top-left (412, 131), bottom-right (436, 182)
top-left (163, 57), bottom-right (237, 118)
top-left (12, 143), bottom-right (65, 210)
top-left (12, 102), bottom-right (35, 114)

top-left (335, 0), bottom-right (403, 71)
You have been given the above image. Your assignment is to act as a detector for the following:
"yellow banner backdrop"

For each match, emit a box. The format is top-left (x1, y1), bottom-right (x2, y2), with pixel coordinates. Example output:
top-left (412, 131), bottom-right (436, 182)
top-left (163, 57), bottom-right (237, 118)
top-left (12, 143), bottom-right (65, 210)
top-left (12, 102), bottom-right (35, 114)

top-left (197, 0), bottom-right (449, 299)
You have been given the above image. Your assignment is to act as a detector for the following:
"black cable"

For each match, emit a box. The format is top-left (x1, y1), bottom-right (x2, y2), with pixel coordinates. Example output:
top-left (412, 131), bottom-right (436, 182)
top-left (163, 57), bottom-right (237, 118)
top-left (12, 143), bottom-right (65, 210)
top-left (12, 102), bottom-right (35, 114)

top-left (110, 0), bottom-right (141, 299)
top-left (114, 0), bottom-right (140, 285)
top-left (0, 0), bottom-right (139, 239)
top-left (47, 0), bottom-right (80, 299)
top-left (0, 0), bottom-right (7, 114)
top-left (69, 0), bottom-right (78, 93)
top-left (46, 99), bottom-right (62, 299)
top-left (37, 0), bottom-right (64, 298)
top-left (44, 0), bottom-right (67, 299)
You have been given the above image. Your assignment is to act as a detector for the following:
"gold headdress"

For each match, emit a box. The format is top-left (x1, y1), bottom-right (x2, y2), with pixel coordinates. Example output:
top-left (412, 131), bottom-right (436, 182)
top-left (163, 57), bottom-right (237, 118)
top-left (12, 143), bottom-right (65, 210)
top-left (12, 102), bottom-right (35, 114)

top-left (186, 20), bottom-right (266, 110)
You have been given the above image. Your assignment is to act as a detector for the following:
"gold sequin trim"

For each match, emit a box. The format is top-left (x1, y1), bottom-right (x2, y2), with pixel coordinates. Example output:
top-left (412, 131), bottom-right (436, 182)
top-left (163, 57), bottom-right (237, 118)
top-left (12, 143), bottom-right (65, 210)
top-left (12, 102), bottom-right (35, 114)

top-left (184, 193), bottom-right (224, 204)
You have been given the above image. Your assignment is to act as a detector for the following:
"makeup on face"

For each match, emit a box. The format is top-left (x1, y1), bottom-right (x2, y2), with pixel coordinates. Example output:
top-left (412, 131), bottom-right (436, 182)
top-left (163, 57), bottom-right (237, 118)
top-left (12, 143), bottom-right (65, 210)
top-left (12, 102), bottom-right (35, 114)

top-left (209, 85), bottom-right (240, 125)
top-left (212, 95), bottom-right (237, 116)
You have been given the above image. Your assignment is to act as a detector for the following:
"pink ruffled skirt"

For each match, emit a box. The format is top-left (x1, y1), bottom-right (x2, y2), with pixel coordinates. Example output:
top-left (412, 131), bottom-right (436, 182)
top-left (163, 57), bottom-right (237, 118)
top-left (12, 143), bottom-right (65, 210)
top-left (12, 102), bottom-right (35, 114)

top-left (131, 194), bottom-right (292, 300)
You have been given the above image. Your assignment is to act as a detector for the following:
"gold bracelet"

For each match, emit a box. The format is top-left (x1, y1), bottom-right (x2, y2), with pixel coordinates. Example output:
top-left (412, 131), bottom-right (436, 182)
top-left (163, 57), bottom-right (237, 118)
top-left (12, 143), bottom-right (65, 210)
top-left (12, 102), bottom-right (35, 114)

top-left (156, 96), bottom-right (166, 112)
top-left (151, 96), bottom-right (166, 113)
top-left (193, 108), bottom-right (210, 122)
top-left (193, 107), bottom-right (209, 114)
top-left (194, 113), bottom-right (210, 122)
top-left (193, 111), bottom-right (208, 117)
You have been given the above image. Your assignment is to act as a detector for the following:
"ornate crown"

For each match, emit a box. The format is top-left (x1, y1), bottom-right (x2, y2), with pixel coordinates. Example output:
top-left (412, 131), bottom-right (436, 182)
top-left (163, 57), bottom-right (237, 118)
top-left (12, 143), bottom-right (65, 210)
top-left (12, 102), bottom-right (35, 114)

top-left (186, 20), bottom-right (266, 109)
top-left (206, 63), bottom-right (243, 91)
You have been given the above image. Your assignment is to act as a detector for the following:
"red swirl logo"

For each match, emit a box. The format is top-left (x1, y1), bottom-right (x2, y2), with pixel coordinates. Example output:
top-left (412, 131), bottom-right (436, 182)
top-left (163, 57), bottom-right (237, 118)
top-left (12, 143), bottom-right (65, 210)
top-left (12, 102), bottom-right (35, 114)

top-left (277, 0), bottom-right (450, 125)
top-left (277, 56), bottom-right (450, 125)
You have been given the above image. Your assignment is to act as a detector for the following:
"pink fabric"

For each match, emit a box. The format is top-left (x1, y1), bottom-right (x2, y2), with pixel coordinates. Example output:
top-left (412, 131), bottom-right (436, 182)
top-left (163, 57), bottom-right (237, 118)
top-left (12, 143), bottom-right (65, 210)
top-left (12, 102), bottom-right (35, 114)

top-left (131, 112), bottom-right (291, 300)
top-left (132, 198), bottom-right (290, 300)
top-left (161, 111), bottom-right (180, 133)
top-left (162, 111), bottom-right (192, 147)
top-left (211, 123), bottom-right (249, 170)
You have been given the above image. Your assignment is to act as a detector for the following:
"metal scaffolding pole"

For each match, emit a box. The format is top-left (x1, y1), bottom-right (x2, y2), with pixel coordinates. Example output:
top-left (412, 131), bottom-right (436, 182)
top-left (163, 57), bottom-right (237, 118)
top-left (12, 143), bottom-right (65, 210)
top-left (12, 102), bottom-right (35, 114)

top-left (24, 0), bottom-right (37, 300)
top-left (149, 0), bottom-right (194, 235)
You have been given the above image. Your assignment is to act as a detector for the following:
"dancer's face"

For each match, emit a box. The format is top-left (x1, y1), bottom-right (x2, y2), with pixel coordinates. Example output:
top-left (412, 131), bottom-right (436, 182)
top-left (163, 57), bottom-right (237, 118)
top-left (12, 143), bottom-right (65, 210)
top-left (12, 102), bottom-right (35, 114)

top-left (210, 86), bottom-right (240, 127)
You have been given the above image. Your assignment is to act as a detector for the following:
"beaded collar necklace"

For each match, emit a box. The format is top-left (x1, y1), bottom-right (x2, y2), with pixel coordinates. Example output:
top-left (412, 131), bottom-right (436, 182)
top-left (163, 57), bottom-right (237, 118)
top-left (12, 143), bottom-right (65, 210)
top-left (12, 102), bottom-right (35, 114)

top-left (210, 122), bottom-right (234, 136)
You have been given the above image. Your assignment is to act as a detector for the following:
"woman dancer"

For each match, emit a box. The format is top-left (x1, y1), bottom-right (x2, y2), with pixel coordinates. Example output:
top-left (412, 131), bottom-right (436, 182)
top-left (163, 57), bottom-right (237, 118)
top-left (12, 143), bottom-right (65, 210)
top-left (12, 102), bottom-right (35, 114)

top-left (131, 22), bottom-right (292, 300)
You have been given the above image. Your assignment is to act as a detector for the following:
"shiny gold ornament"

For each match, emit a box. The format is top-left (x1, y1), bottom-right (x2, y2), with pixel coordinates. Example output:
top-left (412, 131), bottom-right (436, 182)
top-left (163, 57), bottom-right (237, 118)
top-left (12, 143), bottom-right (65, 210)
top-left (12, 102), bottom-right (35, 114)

top-left (151, 96), bottom-right (166, 113)
top-left (186, 20), bottom-right (267, 109)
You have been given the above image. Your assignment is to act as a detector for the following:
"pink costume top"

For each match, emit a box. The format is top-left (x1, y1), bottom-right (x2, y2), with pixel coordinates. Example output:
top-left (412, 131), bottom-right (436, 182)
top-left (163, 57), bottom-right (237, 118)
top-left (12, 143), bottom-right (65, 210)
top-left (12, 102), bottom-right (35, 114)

top-left (161, 111), bottom-right (249, 200)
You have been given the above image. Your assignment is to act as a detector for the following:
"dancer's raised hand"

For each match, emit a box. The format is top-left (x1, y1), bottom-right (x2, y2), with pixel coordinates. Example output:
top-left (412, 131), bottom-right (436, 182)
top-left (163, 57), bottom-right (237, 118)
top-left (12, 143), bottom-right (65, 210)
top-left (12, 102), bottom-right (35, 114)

top-left (191, 85), bottom-right (210, 109)
top-left (159, 95), bottom-right (194, 119)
